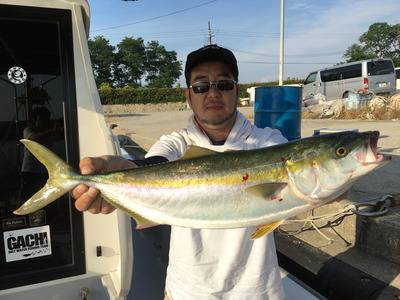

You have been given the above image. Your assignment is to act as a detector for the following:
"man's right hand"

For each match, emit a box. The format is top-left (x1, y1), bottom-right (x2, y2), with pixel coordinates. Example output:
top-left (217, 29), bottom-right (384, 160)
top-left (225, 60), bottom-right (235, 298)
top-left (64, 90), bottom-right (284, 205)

top-left (71, 156), bottom-right (137, 214)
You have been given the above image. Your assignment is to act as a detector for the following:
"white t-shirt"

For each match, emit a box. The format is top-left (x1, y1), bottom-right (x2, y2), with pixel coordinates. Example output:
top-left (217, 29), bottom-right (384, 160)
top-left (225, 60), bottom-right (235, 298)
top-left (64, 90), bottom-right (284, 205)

top-left (146, 112), bottom-right (288, 300)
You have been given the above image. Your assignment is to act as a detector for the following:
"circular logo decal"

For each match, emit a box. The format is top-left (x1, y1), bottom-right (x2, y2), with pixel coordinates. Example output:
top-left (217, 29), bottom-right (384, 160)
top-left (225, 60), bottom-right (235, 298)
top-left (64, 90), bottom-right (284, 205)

top-left (7, 66), bottom-right (27, 84)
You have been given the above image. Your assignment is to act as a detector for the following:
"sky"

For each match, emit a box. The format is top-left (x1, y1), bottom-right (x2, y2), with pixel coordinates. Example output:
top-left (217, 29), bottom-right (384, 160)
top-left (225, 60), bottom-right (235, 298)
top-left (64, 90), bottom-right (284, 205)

top-left (88, 0), bottom-right (400, 85)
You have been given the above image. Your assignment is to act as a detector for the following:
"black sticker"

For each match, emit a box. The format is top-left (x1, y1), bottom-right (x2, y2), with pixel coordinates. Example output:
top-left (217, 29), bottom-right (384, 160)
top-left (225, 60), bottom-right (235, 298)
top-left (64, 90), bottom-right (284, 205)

top-left (2, 217), bottom-right (27, 230)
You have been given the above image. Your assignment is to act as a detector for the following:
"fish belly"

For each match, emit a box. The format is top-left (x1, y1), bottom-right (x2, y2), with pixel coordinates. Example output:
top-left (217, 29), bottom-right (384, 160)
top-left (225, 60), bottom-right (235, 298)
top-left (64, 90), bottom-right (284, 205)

top-left (91, 182), bottom-right (311, 229)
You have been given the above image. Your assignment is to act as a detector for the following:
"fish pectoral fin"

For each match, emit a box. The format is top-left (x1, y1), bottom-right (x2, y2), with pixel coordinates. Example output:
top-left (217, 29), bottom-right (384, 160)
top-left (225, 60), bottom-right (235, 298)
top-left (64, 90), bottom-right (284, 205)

top-left (245, 183), bottom-right (287, 200)
top-left (251, 220), bottom-right (284, 239)
top-left (179, 146), bottom-right (218, 160)
top-left (130, 212), bottom-right (159, 229)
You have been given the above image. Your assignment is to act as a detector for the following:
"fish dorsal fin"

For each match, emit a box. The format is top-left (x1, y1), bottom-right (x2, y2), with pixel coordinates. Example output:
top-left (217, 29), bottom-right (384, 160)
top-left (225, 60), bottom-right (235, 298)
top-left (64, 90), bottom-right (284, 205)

top-left (251, 220), bottom-right (284, 239)
top-left (179, 146), bottom-right (219, 160)
top-left (245, 183), bottom-right (287, 200)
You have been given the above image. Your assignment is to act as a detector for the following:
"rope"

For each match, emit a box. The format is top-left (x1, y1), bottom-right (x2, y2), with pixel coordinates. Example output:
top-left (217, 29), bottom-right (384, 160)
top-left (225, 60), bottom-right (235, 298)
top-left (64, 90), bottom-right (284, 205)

top-left (278, 195), bottom-right (393, 246)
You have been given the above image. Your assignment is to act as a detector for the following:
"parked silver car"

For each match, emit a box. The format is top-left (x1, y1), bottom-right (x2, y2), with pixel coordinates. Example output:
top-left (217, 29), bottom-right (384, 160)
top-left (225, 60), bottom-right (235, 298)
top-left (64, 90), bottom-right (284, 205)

top-left (303, 59), bottom-right (396, 100)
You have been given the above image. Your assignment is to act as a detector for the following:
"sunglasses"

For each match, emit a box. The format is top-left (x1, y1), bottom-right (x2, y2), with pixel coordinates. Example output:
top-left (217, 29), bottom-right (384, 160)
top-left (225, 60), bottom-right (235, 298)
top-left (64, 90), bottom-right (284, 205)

top-left (189, 79), bottom-right (237, 94)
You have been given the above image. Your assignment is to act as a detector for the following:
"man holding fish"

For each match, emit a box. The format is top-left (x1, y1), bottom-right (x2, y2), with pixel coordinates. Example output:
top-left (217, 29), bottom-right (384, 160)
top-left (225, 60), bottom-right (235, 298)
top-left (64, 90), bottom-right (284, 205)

top-left (16, 45), bottom-right (387, 299)
top-left (73, 45), bottom-right (288, 299)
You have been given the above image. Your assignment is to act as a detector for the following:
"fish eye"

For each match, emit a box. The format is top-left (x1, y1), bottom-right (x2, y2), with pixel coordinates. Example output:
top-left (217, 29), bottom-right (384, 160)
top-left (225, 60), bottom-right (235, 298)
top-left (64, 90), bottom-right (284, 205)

top-left (336, 146), bottom-right (347, 157)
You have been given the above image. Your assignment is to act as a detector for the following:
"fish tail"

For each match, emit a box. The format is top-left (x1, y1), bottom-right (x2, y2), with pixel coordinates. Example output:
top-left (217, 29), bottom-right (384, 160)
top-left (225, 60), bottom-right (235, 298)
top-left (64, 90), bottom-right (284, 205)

top-left (13, 139), bottom-right (79, 215)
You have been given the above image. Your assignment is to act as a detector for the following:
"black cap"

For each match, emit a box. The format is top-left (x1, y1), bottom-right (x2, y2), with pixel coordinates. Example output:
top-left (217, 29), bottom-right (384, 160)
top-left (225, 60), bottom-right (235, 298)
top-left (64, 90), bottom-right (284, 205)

top-left (185, 44), bottom-right (238, 86)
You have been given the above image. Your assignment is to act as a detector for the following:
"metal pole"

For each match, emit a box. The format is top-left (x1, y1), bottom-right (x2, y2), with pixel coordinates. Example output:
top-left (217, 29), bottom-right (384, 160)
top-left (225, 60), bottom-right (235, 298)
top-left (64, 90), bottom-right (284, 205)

top-left (279, 0), bottom-right (285, 86)
top-left (208, 21), bottom-right (213, 45)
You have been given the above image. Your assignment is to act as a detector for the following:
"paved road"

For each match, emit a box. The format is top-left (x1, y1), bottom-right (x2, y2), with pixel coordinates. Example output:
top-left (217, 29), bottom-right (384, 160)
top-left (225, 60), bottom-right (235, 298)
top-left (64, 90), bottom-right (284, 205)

top-left (107, 107), bottom-right (400, 153)
top-left (107, 107), bottom-right (400, 199)
top-left (107, 107), bottom-right (400, 200)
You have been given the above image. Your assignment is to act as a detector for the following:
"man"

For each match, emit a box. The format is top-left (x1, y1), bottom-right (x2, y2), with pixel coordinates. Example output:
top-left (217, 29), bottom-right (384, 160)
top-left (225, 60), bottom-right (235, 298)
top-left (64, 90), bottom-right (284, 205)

top-left (73, 44), bottom-right (287, 299)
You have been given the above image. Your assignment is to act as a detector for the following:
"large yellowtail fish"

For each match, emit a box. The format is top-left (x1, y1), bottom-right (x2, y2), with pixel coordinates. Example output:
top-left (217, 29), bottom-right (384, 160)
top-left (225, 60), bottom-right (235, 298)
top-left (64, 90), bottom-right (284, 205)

top-left (14, 131), bottom-right (390, 239)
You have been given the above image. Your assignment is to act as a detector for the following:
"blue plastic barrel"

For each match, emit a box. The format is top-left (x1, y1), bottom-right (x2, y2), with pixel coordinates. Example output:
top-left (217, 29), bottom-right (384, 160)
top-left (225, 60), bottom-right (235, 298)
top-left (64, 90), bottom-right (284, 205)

top-left (254, 86), bottom-right (302, 140)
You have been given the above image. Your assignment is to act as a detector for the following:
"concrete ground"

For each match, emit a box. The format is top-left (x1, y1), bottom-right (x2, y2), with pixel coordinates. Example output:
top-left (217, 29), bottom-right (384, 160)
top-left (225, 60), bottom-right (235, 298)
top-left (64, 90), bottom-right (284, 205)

top-left (106, 106), bottom-right (400, 153)
top-left (106, 107), bottom-right (400, 297)
top-left (107, 106), bottom-right (400, 201)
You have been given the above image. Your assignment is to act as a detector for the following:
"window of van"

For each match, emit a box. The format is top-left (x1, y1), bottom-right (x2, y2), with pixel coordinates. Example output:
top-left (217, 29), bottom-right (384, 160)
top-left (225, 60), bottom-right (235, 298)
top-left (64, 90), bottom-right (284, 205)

top-left (321, 64), bottom-right (361, 82)
top-left (367, 60), bottom-right (394, 76)
top-left (395, 68), bottom-right (400, 79)
top-left (321, 69), bottom-right (340, 82)
top-left (304, 72), bottom-right (317, 84)
top-left (341, 64), bottom-right (362, 79)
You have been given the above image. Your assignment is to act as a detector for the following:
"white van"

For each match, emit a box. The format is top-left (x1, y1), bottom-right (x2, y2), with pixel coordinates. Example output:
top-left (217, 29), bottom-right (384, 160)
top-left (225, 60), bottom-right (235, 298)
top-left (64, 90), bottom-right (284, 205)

top-left (303, 59), bottom-right (396, 100)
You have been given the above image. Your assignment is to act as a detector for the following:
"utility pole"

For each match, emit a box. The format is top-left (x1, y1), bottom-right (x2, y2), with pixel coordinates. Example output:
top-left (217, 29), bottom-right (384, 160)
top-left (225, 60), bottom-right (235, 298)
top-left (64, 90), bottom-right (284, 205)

top-left (279, 0), bottom-right (285, 86)
top-left (207, 21), bottom-right (214, 45)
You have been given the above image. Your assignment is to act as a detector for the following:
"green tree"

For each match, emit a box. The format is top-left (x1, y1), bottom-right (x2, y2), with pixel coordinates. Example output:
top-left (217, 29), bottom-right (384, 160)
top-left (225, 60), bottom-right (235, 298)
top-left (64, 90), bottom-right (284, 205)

top-left (144, 41), bottom-right (182, 87)
top-left (344, 22), bottom-right (400, 67)
top-left (88, 35), bottom-right (182, 87)
top-left (88, 36), bottom-right (115, 86)
top-left (114, 37), bottom-right (146, 87)
top-left (343, 44), bottom-right (375, 62)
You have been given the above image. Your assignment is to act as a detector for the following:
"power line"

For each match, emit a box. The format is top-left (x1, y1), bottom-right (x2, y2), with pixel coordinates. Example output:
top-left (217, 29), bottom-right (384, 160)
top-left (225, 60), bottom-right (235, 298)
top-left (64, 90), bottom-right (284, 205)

top-left (226, 47), bottom-right (281, 58)
top-left (130, 29), bottom-right (208, 35)
top-left (216, 30), bottom-right (359, 36)
top-left (92, 0), bottom-right (219, 32)
top-left (215, 34), bottom-right (357, 40)
top-left (214, 29), bottom-right (360, 40)
top-left (285, 51), bottom-right (344, 58)
top-left (227, 47), bottom-right (343, 58)
top-left (215, 30), bottom-right (280, 38)
top-left (180, 59), bottom-right (336, 65)
top-left (114, 29), bottom-right (358, 38)
top-left (238, 61), bottom-right (335, 65)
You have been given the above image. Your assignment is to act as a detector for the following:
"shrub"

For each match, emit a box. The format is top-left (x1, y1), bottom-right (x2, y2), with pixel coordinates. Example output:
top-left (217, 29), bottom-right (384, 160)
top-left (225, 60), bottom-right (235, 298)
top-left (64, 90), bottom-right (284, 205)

top-left (98, 78), bottom-right (304, 105)
top-left (99, 86), bottom-right (186, 105)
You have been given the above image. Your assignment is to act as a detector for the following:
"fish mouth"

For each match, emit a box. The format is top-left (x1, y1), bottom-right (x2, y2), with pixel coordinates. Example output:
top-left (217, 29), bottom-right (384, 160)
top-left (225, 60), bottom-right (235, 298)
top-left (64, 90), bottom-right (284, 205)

top-left (357, 131), bottom-right (391, 165)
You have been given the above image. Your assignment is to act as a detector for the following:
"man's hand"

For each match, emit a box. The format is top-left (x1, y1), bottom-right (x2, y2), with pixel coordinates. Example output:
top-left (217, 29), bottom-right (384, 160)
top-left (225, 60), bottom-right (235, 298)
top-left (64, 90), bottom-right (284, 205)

top-left (72, 156), bottom-right (137, 214)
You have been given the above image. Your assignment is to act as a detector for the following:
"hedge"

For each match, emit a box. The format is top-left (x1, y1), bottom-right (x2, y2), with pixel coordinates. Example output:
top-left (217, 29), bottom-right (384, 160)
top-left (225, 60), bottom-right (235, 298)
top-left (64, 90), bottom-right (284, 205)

top-left (99, 84), bottom-right (186, 105)
top-left (99, 79), bottom-right (303, 105)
